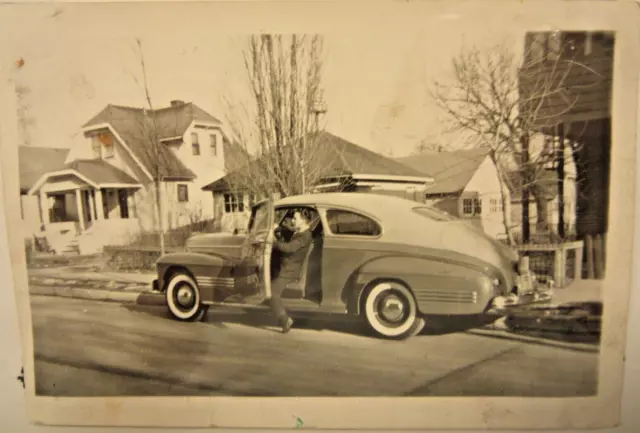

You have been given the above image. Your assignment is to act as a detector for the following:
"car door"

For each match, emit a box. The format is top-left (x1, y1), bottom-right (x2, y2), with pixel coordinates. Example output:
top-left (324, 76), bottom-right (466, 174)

top-left (237, 198), bottom-right (275, 299)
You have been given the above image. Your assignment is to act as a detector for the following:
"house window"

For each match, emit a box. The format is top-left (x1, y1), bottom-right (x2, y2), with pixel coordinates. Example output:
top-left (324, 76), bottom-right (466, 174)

top-left (191, 133), bottom-right (200, 155)
top-left (489, 198), bottom-right (502, 213)
top-left (98, 132), bottom-right (114, 158)
top-left (224, 194), bottom-right (245, 213)
top-left (563, 32), bottom-right (588, 57)
top-left (462, 198), bottom-right (482, 216)
top-left (91, 137), bottom-right (102, 159)
top-left (177, 184), bottom-right (189, 203)
top-left (210, 134), bottom-right (218, 156)
top-left (326, 209), bottom-right (382, 236)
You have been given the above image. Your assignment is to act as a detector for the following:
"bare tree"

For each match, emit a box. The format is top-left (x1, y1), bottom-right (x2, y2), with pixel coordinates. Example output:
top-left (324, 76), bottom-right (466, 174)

top-left (431, 38), bottom-right (590, 245)
top-left (133, 39), bottom-right (165, 255)
top-left (222, 34), bottom-right (339, 200)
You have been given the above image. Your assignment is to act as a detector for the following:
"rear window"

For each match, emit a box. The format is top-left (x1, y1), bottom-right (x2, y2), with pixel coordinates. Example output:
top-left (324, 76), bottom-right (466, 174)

top-left (326, 209), bottom-right (382, 236)
top-left (412, 206), bottom-right (457, 222)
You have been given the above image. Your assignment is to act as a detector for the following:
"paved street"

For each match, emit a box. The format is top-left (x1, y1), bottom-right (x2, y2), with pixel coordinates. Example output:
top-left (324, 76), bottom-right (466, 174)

top-left (31, 293), bottom-right (599, 397)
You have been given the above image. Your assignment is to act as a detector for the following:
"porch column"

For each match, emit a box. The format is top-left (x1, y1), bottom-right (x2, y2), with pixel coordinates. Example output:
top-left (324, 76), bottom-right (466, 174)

top-left (95, 188), bottom-right (105, 219)
top-left (39, 191), bottom-right (50, 227)
top-left (89, 190), bottom-right (97, 221)
top-left (76, 188), bottom-right (86, 232)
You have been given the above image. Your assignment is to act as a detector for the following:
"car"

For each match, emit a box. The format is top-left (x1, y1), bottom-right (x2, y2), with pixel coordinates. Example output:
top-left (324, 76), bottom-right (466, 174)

top-left (151, 192), bottom-right (553, 339)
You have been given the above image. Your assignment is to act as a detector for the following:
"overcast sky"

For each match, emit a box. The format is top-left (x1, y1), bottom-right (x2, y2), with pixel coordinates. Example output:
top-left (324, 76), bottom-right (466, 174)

top-left (1, 1), bottom-right (611, 158)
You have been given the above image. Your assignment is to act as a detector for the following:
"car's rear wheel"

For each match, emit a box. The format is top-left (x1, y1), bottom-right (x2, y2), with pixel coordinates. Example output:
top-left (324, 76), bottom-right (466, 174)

top-left (166, 272), bottom-right (205, 322)
top-left (362, 280), bottom-right (425, 339)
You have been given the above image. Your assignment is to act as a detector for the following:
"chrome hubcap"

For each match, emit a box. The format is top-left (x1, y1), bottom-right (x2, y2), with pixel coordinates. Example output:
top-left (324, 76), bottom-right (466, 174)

top-left (176, 286), bottom-right (194, 308)
top-left (379, 294), bottom-right (405, 322)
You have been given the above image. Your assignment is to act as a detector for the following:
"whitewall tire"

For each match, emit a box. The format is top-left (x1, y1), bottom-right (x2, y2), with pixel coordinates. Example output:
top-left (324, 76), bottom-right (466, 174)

top-left (166, 273), bottom-right (204, 322)
top-left (363, 281), bottom-right (425, 339)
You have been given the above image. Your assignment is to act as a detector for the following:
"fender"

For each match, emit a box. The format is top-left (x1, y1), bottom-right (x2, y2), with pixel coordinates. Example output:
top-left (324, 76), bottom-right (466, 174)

top-left (155, 252), bottom-right (238, 293)
top-left (348, 254), bottom-right (499, 316)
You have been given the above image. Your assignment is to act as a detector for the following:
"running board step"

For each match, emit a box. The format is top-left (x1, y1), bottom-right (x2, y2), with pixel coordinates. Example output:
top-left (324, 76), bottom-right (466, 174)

top-left (212, 298), bottom-right (346, 314)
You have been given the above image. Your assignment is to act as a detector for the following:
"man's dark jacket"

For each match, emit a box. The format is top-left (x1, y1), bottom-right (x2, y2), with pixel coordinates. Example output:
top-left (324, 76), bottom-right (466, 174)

top-left (273, 229), bottom-right (313, 280)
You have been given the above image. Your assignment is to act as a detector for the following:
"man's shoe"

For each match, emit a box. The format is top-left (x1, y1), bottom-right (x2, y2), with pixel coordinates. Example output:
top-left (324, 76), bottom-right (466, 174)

top-left (281, 317), bottom-right (294, 334)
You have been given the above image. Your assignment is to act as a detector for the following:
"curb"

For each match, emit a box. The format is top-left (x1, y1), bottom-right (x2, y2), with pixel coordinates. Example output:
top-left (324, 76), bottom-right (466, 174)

top-left (465, 328), bottom-right (600, 354)
top-left (30, 285), bottom-right (167, 306)
top-left (29, 276), bottom-right (151, 292)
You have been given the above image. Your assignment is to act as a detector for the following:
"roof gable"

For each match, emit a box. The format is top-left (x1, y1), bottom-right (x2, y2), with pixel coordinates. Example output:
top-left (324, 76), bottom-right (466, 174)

top-left (313, 132), bottom-right (428, 178)
top-left (64, 159), bottom-right (140, 185)
top-left (19, 146), bottom-right (70, 192)
top-left (82, 102), bottom-right (222, 179)
top-left (202, 131), bottom-right (429, 192)
top-left (396, 148), bottom-right (491, 195)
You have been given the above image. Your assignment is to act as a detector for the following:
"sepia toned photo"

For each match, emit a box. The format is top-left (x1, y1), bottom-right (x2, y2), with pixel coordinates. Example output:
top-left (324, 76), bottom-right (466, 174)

top-left (0, 0), bottom-right (638, 429)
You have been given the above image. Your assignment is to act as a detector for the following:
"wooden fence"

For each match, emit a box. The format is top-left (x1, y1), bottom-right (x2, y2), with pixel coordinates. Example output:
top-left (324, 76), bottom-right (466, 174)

top-left (516, 240), bottom-right (584, 288)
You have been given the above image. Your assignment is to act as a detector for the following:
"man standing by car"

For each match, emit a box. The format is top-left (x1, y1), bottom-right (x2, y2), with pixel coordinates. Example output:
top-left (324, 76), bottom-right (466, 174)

top-left (270, 210), bottom-right (313, 333)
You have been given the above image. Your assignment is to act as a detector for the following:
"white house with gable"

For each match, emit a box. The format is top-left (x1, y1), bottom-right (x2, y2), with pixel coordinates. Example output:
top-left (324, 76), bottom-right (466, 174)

top-left (26, 100), bottom-right (236, 254)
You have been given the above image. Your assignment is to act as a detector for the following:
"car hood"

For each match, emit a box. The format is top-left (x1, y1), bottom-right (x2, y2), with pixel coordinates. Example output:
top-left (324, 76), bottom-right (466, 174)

top-left (186, 232), bottom-right (247, 253)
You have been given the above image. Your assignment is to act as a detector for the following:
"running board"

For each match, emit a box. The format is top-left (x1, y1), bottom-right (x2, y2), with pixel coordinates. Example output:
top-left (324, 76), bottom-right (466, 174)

top-left (211, 298), bottom-right (346, 314)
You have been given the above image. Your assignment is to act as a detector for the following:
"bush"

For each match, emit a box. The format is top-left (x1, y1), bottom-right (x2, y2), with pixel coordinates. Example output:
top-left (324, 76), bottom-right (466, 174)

top-left (103, 246), bottom-right (168, 272)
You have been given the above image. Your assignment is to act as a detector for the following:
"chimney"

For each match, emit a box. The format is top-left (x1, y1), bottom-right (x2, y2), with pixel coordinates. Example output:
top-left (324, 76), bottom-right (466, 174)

top-left (170, 100), bottom-right (185, 108)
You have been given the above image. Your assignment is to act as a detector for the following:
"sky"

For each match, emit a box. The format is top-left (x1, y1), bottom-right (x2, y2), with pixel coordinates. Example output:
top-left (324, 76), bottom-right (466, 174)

top-left (1, 1), bottom-right (604, 159)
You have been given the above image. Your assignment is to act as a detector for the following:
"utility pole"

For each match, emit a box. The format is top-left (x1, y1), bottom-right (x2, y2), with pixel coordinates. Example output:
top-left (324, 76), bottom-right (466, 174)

top-left (306, 90), bottom-right (327, 193)
top-left (311, 90), bottom-right (327, 132)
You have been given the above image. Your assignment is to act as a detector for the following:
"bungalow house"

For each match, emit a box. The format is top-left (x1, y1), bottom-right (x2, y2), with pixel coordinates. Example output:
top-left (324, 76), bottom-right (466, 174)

top-left (26, 100), bottom-right (235, 254)
top-left (19, 146), bottom-right (70, 243)
top-left (396, 148), bottom-right (506, 238)
top-left (202, 131), bottom-right (433, 233)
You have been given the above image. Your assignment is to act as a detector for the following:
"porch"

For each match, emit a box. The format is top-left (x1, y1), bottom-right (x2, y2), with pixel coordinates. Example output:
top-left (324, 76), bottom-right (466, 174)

top-left (28, 160), bottom-right (142, 254)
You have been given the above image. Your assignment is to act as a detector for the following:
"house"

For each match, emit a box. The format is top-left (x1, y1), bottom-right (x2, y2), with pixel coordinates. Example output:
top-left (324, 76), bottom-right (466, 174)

top-left (396, 148), bottom-right (507, 239)
top-left (19, 146), bottom-right (70, 242)
top-left (202, 131), bottom-right (433, 233)
top-left (26, 100), bottom-right (233, 254)
top-left (519, 31), bottom-right (613, 276)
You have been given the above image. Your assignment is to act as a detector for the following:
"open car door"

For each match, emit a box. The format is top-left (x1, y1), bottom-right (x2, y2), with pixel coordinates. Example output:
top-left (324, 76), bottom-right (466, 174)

top-left (238, 197), bottom-right (275, 299)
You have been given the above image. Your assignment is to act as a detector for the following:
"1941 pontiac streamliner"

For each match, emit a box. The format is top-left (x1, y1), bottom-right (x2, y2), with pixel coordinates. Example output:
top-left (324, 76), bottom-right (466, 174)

top-left (152, 193), bottom-right (553, 339)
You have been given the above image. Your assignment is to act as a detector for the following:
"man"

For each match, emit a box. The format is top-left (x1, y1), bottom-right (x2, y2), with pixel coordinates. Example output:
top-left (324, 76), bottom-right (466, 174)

top-left (269, 210), bottom-right (313, 333)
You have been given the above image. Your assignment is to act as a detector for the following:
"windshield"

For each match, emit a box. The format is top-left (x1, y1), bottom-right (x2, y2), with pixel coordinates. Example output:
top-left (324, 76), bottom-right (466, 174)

top-left (412, 206), bottom-right (457, 222)
top-left (249, 203), bottom-right (270, 233)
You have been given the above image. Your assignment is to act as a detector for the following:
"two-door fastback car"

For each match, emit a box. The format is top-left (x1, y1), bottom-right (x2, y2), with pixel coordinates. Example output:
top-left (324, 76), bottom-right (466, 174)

top-left (152, 193), bottom-right (552, 339)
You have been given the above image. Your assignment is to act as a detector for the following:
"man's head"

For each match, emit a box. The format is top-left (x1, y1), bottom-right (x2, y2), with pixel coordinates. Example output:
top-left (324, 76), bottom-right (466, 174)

top-left (291, 210), bottom-right (311, 232)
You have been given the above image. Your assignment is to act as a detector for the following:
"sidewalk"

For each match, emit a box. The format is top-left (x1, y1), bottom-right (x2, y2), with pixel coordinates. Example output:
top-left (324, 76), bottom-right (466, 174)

top-left (28, 265), bottom-right (162, 306)
top-left (28, 266), bottom-right (156, 285)
top-left (547, 279), bottom-right (602, 305)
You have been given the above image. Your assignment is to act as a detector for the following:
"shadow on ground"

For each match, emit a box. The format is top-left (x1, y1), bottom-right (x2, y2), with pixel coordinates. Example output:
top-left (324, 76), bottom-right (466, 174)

top-left (123, 303), bottom-right (375, 337)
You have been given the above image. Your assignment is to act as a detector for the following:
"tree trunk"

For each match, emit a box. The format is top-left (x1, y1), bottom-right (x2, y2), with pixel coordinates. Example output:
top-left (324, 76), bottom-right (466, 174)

top-left (155, 179), bottom-right (166, 255)
top-left (521, 134), bottom-right (531, 243)
top-left (491, 154), bottom-right (516, 246)
top-left (556, 124), bottom-right (566, 239)
top-left (531, 184), bottom-right (550, 233)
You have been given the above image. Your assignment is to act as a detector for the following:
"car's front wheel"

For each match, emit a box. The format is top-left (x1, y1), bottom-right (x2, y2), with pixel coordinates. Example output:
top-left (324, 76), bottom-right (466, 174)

top-left (362, 280), bottom-right (425, 339)
top-left (166, 272), bottom-right (205, 322)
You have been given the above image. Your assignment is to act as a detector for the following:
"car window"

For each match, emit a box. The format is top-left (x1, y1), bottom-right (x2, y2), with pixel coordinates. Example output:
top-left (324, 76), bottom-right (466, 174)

top-left (250, 203), bottom-right (270, 233)
top-left (326, 209), bottom-right (381, 236)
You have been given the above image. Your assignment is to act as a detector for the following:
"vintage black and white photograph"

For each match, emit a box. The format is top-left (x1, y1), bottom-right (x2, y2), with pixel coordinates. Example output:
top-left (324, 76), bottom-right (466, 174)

top-left (1, 0), bottom-right (638, 430)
